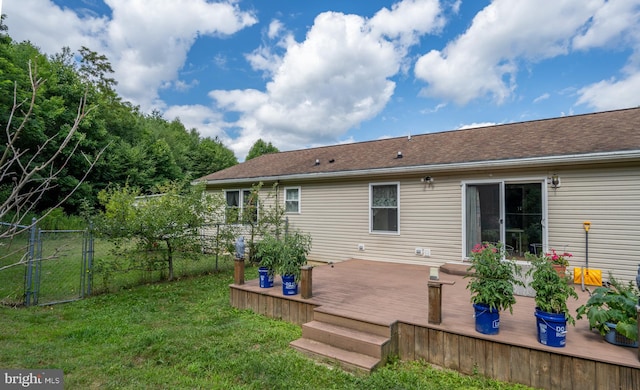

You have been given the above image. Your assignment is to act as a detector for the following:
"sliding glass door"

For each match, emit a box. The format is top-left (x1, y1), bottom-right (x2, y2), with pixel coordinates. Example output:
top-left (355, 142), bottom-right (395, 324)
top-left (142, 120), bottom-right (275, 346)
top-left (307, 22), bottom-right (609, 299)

top-left (465, 181), bottom-right (544, 258)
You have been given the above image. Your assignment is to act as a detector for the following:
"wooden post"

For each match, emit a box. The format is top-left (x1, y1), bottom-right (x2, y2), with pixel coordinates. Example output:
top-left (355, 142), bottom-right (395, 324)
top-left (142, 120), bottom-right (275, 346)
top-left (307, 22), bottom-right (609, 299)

top-left (234, 258), bottom-right (245, 285)
top-left (300, 265), bottom-right (313, 299)
top-left (428, 280), bottom-right (455, 325)
top-left (428, 282), bottom-right (442, 324)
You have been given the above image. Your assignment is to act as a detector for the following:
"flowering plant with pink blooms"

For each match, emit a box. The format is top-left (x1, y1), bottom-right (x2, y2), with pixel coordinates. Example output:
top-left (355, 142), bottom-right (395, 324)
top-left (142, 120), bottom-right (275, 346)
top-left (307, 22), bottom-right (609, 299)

top-left (546, 249), bottom-right (571, 266)
top-left (466, 242), bottom-right (523, 313)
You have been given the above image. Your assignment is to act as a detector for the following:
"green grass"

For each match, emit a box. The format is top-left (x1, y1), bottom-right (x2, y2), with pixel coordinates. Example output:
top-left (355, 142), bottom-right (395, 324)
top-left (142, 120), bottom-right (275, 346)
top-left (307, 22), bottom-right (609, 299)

top-left (0, 265), bottom-right (533, 389)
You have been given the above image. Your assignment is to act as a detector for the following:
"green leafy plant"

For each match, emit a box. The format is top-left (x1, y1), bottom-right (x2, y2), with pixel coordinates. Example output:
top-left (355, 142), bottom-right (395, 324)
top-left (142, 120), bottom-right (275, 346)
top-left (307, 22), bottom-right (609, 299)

top-left (576, 274), bottom-right (639, 341)
top-left (526, 252), bottom-right (579, 324)
top-left (278, 230), bottom-right (312, 282)
top-left (254, 234), bottom-right (282, 273)
top-left (466, 242), bottom-right (523, 313)
top-left (260, 229), bottom-right (311, 282)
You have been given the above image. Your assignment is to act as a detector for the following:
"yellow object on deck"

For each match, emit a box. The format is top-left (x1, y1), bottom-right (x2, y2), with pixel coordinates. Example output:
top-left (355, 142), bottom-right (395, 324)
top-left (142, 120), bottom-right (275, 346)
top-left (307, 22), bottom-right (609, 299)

top-left (573, 268), bottom-right (602, 286)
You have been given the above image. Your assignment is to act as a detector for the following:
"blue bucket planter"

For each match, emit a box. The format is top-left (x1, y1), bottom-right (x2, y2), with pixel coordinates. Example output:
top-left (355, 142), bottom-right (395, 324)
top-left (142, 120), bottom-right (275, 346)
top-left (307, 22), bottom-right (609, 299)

top-left (258, 267), bottom-right (274, 288)
top-left (473, 303), bottom-right (500, 335)
top-left (281, 274), bottom-right (298, 296)
top-left (535, 308), bottom-right (567, 347)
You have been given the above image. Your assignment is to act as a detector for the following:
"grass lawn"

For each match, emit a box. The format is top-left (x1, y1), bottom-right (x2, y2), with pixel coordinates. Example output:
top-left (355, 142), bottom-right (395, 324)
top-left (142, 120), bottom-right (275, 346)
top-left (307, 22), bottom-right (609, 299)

top-left (0, 264), bottom-right (533, 389)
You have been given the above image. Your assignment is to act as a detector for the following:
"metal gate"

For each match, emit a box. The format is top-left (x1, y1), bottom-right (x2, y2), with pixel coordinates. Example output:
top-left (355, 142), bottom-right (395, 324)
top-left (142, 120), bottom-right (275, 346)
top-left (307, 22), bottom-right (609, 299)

top-left (21, 224), bottom-right (94, 306)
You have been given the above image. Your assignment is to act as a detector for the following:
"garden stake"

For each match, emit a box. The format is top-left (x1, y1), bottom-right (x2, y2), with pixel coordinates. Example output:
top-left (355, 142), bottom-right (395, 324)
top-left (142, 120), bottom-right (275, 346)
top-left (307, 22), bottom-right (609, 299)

top-left (582, 221), bottom-right (590, 292)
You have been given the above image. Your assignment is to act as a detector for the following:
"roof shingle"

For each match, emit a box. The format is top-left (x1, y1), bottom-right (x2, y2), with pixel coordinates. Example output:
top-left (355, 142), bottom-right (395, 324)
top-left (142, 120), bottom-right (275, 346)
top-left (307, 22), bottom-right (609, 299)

top-left (201, 107), bottom-right (640, 182)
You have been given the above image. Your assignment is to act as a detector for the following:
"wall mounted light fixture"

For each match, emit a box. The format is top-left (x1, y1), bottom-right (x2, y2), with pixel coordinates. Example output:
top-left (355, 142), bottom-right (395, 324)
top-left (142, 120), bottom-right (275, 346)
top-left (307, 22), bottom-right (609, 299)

top-left (551, 173), bottom-right (560, 188)
top-left (421, 176), bottom-right (434, 184)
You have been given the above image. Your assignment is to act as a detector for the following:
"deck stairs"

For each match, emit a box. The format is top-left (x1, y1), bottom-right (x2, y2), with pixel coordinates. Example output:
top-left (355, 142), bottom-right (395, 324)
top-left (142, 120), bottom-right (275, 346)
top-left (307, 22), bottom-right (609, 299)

top-left (290, 310), bottom-right (393, 373)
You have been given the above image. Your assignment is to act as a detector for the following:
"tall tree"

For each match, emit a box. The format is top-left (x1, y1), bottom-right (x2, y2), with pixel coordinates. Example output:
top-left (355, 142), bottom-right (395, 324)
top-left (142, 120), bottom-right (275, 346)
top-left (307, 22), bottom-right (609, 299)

top-left (245, 139), bottom-right (279, 161)
top-left (0, 60), bottom-right (105, 235)
top-left (190, 137), bottom-right (238, 179)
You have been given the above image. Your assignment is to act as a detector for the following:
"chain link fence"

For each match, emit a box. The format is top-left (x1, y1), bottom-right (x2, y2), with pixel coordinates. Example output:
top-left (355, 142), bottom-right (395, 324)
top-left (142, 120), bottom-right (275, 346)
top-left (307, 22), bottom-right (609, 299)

top-left (1, 221), bottom-right (243, 306)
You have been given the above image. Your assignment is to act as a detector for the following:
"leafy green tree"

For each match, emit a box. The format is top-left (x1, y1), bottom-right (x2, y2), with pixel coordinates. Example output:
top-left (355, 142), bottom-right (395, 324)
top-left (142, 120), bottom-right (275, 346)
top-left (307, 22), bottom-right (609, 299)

top-left (0, 53), bottom-right (105, 233)
top-left (97, 183), bottom-right (224, 280)
top-left (190, 137), bottom-right (238, 179)
top-left (245, 139), bottom-right (279, 161)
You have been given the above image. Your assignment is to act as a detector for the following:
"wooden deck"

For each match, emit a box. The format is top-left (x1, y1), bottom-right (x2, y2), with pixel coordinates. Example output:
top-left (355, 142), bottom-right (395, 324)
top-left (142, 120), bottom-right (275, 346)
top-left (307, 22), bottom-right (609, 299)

top-left (230, 259), bottom-right (640, 389)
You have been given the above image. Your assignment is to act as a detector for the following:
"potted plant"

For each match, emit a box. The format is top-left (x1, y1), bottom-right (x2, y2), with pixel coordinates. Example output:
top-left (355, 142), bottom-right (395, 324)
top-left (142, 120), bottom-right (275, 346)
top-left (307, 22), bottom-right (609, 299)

top-left (254, 235), bottom-right (280, 288)
top-left (546, 248), bottom-right (571, 276)
top-left (276, 229), bottom-right (312, 295)
top-left (526, 252), bottom-right (579, 347)
top-left (466, 242), bottom-right (523, 335)
top-left (576, 274), bottom-right (639, 347)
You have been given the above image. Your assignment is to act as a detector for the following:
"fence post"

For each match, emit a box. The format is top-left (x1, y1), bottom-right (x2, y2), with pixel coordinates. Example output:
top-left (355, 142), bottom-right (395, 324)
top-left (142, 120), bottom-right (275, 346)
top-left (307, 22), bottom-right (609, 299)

top-left (24, 217), bottom-right (37, 306)
top-left (81, 223), bottom-right (94, 297)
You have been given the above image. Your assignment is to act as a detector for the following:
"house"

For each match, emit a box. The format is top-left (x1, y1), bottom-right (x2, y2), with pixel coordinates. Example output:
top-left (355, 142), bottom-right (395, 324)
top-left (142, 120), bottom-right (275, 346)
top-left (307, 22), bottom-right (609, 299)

top-left (199, 107), bottom-right (640, 283)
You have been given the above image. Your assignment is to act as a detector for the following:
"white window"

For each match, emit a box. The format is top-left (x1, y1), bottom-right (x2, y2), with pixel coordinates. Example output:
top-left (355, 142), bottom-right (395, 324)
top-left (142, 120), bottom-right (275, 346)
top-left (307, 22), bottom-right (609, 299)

top-left (370, 183), bottom-right (399, 233)
top-left (284, 187), bottom-right (300, 213)
top-left (225, 189), bottom-right (258, 224)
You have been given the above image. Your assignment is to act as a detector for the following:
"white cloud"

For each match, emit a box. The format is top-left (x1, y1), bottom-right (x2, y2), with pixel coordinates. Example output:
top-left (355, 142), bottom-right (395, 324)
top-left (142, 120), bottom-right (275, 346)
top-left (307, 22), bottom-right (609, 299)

top-left (576, 72), bottom-right (640, 111)
top-left (414, 0), bottom-right (604, 105)
top-left (4, 0), bottom-right (109, 56)
top-left (368, 0), bottom-right (444, 48)
top-left (533, 93), bottom-right (550, 104)
top-left (572, 0), bottom-right (640, 51)
top-left (164, 104), bottom-right (228, 141)
top-left (210, 0), bottom-right (444, 159)
top-left (245, 19), bottom-right (294, 77)
top-left (267, 19), bottom-right (284, 39)
top-left (573, 0), bottom-right (640, 111)
top-left (5, 0), bottom-right (257, 112)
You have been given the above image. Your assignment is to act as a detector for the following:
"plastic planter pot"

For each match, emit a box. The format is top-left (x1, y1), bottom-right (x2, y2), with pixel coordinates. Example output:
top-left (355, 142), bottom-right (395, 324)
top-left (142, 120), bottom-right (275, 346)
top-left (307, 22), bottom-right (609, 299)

top-left (473, 303), bottom-right (500, 335)
top-left (281, 274), bottom-right (298, 295)
top-left (535, 308), bottom-right (567, 347)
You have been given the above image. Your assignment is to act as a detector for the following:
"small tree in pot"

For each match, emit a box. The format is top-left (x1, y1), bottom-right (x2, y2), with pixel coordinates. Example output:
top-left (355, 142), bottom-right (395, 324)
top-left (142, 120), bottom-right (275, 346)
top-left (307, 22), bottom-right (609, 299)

top-left (527, 252), bottom-right (579, 347)
top-left (276, 229), bottom-right (312, 282)
top-left (466, 242), bottom-right (523, 334)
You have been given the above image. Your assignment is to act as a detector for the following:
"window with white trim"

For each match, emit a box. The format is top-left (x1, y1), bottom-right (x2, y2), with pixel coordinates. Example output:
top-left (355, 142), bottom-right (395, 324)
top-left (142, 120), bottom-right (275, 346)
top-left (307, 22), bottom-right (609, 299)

top-left (284, 187), bottom-right (300, 213)
top-left (370, 183), bottom-right (399, 233)
top-left (225, 189), bottom-right (258, 224)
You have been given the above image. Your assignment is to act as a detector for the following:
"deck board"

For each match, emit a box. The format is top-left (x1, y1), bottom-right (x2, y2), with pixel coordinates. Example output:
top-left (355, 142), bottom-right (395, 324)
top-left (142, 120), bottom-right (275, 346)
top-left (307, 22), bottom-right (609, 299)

top-left (231, 258), bottom-right (640, 373)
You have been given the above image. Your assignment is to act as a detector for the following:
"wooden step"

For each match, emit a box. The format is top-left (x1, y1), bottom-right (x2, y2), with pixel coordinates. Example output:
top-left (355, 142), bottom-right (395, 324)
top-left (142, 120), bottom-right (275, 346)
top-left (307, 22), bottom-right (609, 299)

top-left (290, 338), bottom-right (381, 373)
top-left (440, 262), bottom-right (471, 276)
top-left (312, 310), bottom-right (391, 338)
top-left (301, 320), bottom-right (389, 358)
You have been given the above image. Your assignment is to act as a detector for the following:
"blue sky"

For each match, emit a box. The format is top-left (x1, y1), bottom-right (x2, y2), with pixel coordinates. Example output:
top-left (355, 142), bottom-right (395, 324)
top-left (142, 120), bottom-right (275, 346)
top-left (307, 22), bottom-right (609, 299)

top-left (4, 0), bottom-right (640, 160)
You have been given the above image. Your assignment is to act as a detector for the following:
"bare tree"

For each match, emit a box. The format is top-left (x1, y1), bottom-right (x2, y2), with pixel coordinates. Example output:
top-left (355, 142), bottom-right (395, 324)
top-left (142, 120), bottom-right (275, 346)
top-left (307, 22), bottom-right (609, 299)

top-left (0, 61), bottom-right (106, 238)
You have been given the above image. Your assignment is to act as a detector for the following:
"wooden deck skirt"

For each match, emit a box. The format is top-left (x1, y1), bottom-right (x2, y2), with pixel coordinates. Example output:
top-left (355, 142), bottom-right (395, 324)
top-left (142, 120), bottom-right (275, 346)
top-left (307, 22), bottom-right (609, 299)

top-left (229, 259), bottom-right (640, 389)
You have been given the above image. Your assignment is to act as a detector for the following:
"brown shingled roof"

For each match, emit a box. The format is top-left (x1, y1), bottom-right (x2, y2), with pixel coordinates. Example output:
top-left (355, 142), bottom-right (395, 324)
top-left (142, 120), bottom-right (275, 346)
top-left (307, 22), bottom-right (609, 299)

top-left (200, 107), bottom-right (640, 182)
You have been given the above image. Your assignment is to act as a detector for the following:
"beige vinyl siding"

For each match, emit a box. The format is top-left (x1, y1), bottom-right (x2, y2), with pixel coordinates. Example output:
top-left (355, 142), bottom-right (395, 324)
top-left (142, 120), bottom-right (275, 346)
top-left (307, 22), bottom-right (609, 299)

top-left (284, 175), bottom-right (463, 266)
top-left (547, 163), bottom-right (640, 283)
top-left (205, 161), bottom-right (640, 283)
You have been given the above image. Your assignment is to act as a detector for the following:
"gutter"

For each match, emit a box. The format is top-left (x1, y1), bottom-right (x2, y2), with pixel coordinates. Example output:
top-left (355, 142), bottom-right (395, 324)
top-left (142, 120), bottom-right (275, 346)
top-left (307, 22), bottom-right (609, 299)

top-left (194, 150), bottom-right (640, 186)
